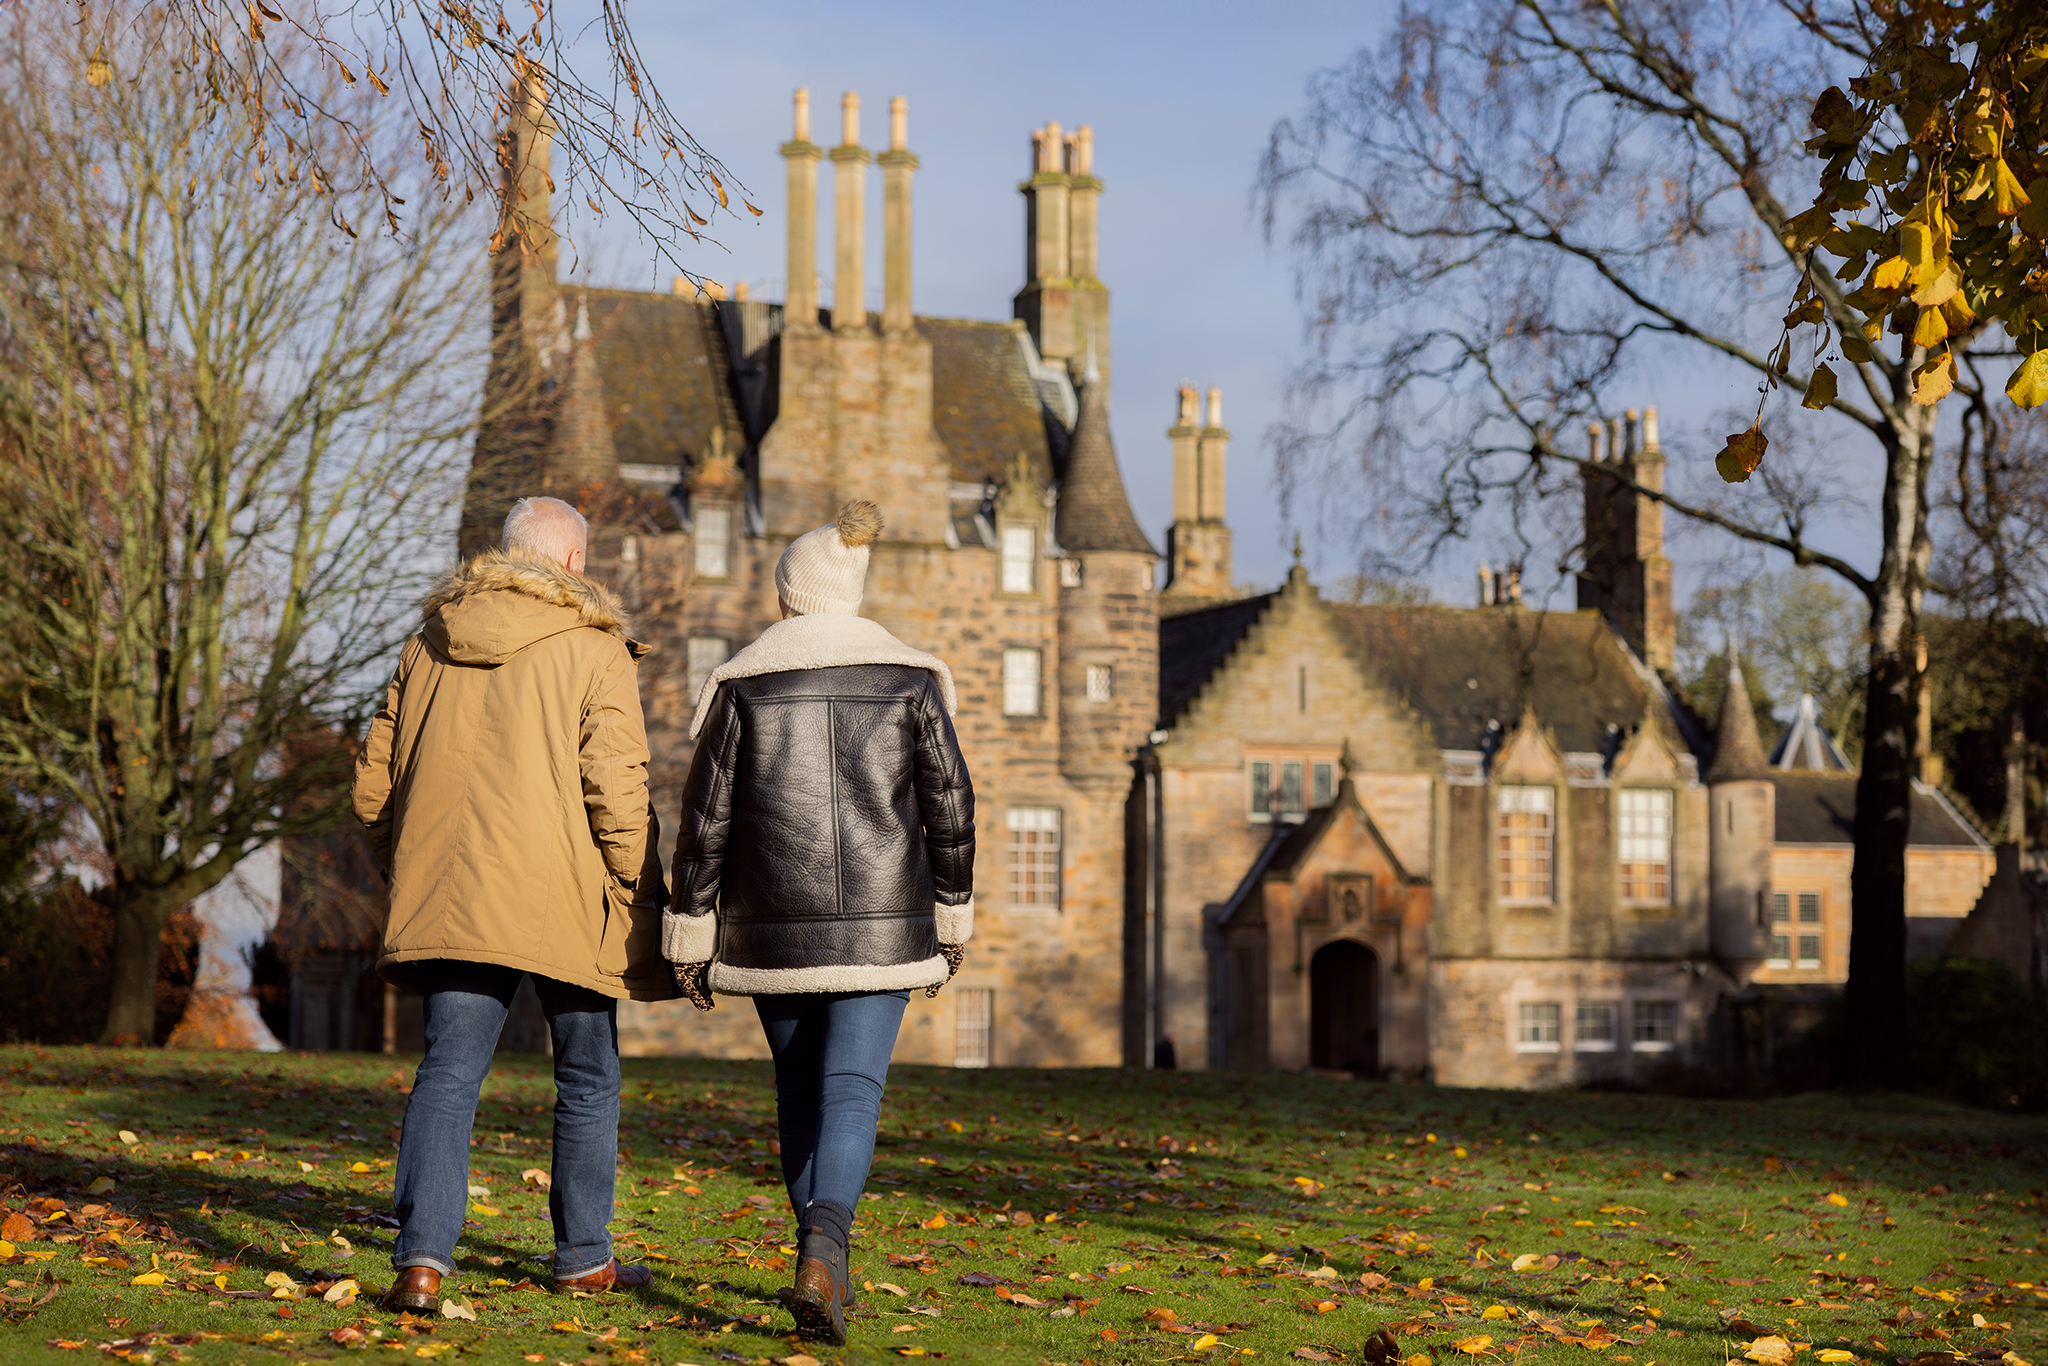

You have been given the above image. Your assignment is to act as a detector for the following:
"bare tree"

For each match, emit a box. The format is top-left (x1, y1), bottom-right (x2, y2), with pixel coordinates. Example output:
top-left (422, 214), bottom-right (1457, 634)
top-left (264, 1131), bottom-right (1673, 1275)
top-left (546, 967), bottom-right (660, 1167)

top-left (135, 0), bottom-right (753, 272)
top-left (0, 7), bottom-right (499, 1043)
top-left (1256, 0), bottom-right (2035, 1088)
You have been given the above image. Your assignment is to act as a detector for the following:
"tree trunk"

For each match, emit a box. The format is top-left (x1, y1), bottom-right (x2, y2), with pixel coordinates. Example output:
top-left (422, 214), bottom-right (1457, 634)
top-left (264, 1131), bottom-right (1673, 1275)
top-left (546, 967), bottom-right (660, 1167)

top-left (1843, 402), bottom-right (1934, 1091)
top-left (100, 880), bottom-right (167, 1046)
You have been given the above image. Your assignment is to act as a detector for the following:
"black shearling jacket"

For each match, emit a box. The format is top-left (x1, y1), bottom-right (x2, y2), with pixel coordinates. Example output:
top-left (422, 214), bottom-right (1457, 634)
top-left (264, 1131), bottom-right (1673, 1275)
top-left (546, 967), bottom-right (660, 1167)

top-left (666, 662), bottom-right (975, 995)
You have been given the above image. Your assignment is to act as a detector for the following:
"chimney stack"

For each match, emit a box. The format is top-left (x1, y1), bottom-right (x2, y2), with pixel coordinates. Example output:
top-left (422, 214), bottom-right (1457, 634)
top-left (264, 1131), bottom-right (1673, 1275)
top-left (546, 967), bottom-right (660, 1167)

top-left (1068, 124), bottom-right (1099, 282)
top-left (1577, 402), bottom-right (1674, 672)
top-left (830, 92), bottom-right (871, 331)
top-left (879, 96), bottom-right (917, 333)
top-left (781, 88), bottom-right (823, 326)
top-left (1169, 385), bottom-right (1199, 524)
top-left (1163, 381), bottom-right (1233, 599)
top-left (1198, 385), bottom-right (1227, 522)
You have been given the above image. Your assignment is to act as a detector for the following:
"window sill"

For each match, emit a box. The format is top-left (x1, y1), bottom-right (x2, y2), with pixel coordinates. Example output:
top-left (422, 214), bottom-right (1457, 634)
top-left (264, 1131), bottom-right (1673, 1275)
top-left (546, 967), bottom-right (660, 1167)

top-left (1514, 1042), bottom-right (1561, 1054)
top-left (1574, 1042), bottom-right (1618, 1053)
top-left (1500, 901), bottom-right (1556, 911)
top-left (1005, 905), bottom-right (1061, 916)
top-left (1630, 1041), bottom-right (1675, 1053)
top-left (1764, 959), bottom-right (1792, 970)
top-left (1795, 961), bottom-right (1822, 971)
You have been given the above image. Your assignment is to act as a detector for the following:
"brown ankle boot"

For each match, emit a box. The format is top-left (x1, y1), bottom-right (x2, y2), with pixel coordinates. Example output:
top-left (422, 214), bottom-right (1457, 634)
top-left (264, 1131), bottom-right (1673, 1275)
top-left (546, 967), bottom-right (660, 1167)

top-left (790, 1225), bottom-right (850, 1345)
top-left (380, 1266), bottom-right (441, 1313)
top-left (552, 1258), bottom-right (653, 1293)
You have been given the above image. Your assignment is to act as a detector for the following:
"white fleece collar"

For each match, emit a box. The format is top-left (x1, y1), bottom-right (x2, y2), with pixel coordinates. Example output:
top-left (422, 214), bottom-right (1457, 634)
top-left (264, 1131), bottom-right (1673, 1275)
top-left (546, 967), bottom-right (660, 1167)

top-left (688, 613), bottom-right (958, 739)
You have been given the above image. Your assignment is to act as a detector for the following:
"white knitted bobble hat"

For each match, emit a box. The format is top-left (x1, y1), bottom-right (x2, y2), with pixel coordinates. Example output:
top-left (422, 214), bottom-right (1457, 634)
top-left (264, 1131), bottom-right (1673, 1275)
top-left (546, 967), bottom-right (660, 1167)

top-left (774, 500), bottom-right (883, 616)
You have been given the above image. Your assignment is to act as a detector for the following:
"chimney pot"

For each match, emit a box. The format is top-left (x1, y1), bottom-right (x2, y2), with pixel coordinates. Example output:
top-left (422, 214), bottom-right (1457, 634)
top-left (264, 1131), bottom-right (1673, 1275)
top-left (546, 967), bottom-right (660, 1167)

top-left (703, 280), bottom-right (727, 301)
top-left (1643, 405), bottom-right (1660, 452)
top-left (1074, 124), bottom-right (1094, 175)
top-left (734, 280), bottom-right (749, 302)
top-left (841, 91), bottom-right (860, 147)
top-left (1587, 422), bottom-right (1604, 463)
top-left (889, 96), bottom-right (907, 151)
top-left (672, 275), bottom-right (689, 295)
top-left (1624, 408), bottom-right (1640, 460)
top-left (793, 87), bottom-right (810, 142)
top-left (1177, 385), bottom-right (1198, 426)
top-left (1205, 386), bottom-right (1223, 429)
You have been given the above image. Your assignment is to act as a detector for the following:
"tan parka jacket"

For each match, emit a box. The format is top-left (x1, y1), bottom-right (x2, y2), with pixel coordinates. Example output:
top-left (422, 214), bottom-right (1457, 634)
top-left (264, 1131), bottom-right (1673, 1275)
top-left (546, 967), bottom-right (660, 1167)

top-left (352, 550), bottom-right (675, 1001)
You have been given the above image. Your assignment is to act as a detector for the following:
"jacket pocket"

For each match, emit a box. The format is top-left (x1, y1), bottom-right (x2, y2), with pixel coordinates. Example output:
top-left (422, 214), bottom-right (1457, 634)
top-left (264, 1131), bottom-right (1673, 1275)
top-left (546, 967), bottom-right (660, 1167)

top-left (598, 878), bottom-right (633, 977)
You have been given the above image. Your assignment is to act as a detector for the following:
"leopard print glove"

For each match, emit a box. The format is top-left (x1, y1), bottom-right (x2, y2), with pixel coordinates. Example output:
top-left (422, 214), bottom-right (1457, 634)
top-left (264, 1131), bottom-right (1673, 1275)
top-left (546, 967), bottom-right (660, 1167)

top-left (926, 944), bottom-right (966, 998)
top-left (674, 961), bottom-right (714, 1011)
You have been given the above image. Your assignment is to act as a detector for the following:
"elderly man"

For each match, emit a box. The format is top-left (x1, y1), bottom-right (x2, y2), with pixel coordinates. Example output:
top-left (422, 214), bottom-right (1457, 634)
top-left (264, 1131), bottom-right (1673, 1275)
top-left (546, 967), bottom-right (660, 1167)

top-left (353, 496), bottom-right (671, 1312)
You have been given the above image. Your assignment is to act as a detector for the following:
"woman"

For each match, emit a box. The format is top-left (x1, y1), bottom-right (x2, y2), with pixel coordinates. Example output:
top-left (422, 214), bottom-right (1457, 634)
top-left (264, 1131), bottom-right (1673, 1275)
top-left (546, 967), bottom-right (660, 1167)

top-left (664, 500), bottom-right (975, 1346)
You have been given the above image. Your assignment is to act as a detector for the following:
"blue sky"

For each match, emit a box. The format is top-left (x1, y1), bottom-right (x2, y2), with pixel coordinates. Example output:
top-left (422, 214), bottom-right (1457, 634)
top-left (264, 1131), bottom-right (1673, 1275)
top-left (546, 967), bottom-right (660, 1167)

top-left (565, 0), bottom-right (1386, 594)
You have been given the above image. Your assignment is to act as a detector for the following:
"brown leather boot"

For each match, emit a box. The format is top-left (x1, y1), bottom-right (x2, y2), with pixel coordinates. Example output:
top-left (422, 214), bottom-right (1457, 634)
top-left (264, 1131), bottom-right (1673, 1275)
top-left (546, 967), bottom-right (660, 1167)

top-left (379, 1266), bottom-right (441, 1314)
top-left (552, 1258), bottom-right (653, 1293)
top-left (790, 1226), bottom-right (850, 1345)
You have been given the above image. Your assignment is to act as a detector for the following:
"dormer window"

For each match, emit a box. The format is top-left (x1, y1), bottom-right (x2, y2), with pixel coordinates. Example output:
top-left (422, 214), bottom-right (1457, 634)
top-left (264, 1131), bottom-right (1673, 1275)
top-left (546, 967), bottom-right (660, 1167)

top-left (1001, 523), bottom-right (1036, 593)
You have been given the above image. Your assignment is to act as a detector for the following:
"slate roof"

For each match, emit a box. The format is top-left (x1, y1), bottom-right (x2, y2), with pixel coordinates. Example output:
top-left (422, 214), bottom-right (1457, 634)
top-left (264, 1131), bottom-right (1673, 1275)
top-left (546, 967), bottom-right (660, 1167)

top-left (568, 287), bottom-right (746, 474)
top-left (1326, 604), bottom-right (1689, 754)
top-left (1772, 772), bottom-right (1988, 849)
top-left (1158, 592), bottom-right (1277, 727)
top-left (1158, 594), bottom-right (1693, 755)
top-left (919, 317), bottom-right (1058, 488)
top-left (1055, 373), bottom-right (1157, 556)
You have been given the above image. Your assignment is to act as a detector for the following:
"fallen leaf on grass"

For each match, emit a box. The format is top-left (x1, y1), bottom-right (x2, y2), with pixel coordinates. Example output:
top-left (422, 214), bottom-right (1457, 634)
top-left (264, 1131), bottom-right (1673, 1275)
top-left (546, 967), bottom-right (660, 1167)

top-left (1360, 1271), bottom-right (1391, 1289)
top-left (1, 1212), bottom-right (33, 1242)
top-left (84, 1177), bottom-right (115, 1196)
top-left (130, 1272), bottom-right (166, 1286)
top-left (1306, 1299), bottom-right (1339, 1314)
top-left (1193, 1333), bottom-right (1221, 1349)
top-left (521, 1168), bottom-right (551, 1190)
top-left (1362, 1328), bottom-right (1402, 1366)
top-left (322, 1279), bottom-right (359, 1305)
top-left (874, 1282), bottom-right (909, 1296)
top-left (1483, 1306), bottom-right (1512, 1319)
top-left (995, 1286), bottom-right (1050, 1308)
top-left (777, 1356), bottom-right (822, 1366)
top-left (892, 1324), bottom-right (921, 1333)
top-left (1146, 1308), bottom-right (1180, 1323)
top-left (1817, 1353), bottom-right (1857, 1363)
top-left (919, 1213), bottom-right (947, 1229)
top-left (1747, 1336), bottom-right (1797, 1366)
top-left (1295, 1352), bottom-right (1337, 1362)
top-left (330, 1325), bottom-right (366, 1346)
top-left (439, 1296), bottom-right (476, 1321)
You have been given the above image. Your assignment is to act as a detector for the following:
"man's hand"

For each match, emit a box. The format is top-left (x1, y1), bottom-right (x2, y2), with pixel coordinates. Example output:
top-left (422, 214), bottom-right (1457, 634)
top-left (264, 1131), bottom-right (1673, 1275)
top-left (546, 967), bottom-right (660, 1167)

top-left (926, 944), bottom-right (965, 998)
top-left (674, 961), bottom-right (714, 1011)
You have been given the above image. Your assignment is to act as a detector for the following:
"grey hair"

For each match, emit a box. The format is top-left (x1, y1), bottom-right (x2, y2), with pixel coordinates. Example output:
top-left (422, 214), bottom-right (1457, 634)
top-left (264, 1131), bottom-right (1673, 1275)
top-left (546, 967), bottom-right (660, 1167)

top-left (501, 496), bottom-right (588, 563)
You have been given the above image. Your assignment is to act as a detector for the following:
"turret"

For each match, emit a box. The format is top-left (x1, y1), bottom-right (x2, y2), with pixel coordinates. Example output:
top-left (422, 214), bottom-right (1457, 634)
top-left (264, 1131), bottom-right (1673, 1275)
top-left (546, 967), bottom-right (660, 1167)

top-left (1705, 646), bottom-right (1774, 972)
top-left (1055, 351), bottom-right (1158, 785)
top-left (551, 296), bottom-right (617, 490)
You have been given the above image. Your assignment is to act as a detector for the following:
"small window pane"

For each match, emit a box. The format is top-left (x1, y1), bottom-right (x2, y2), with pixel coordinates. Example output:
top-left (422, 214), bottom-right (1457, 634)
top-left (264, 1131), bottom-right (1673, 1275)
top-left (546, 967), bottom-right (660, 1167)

top-left (1631, 1000), bottom-right (1677, 1048)
top-left (1575, 1002), bottom-right (1618, 1051)
top-left (955, 988), bottom-right (993, 1068)
top-left (1768, 934), bottom-right (1792, 967)
top-left (1497, 785), bottom-right (1554, 902)
top-left (1002, 648), bottom-right (1040, 716)
top-left (1006, 807), bottom-right (1061, 909)
top-left (1059, 558), bottom-right (1083, 587)
top-left (1001, 524), bottom-right (1036, 594)
top-left (1797, 934), bottom-right (1821, 969)
top-left (1279, 762), bottom-right (1305, 816)
top-left (685, 637), bottom-right (729, 705)
top-left (1771, 892), bottom-right (1790, 923)
top-left (1086, 664), bottom-right (1114, 702)
top-left (1517, 1002), bottom-right (1561, 1048)
top-left (1797, 891), bottom-right (1821, 924)
top-left (1313, 762), bottom-right (1334, 808)
top-left (695, 505), bottom-right (732, 578)
top-left (1251, 761), bottom-right (1273, 817)
top-left (1618, 788), bottom-right (1672, 903)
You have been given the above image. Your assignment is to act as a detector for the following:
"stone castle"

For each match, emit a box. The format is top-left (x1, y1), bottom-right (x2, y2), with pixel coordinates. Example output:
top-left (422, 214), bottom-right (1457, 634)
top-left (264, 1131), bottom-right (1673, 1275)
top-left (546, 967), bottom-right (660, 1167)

top-left (449, 86), bottom-right (2000, 1087)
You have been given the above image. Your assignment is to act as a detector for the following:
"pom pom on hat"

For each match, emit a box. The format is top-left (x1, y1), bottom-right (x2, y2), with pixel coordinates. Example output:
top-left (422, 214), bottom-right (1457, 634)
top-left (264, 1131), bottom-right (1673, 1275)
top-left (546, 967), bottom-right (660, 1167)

top-left (775, 500), bottom-right (883, 615)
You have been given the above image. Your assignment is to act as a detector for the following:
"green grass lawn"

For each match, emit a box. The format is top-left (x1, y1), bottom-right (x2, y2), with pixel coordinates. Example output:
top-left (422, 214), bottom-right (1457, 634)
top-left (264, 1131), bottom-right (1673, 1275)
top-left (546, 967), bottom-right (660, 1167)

top-left (1, 1047), bottom-right (2043, 1366)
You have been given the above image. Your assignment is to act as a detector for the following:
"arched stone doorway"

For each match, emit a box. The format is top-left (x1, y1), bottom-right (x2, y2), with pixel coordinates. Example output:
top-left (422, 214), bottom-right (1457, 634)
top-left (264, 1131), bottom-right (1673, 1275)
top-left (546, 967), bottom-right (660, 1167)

top-left (1309, 939), bottom-right (1380, 1075)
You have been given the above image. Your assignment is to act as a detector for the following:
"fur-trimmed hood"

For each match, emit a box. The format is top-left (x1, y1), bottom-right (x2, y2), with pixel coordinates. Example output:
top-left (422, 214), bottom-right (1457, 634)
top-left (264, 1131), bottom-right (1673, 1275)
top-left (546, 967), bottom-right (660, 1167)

top-left (688, 612), bottom-right (957, 739)
top-left (421, 549), bottom-right (649, 666)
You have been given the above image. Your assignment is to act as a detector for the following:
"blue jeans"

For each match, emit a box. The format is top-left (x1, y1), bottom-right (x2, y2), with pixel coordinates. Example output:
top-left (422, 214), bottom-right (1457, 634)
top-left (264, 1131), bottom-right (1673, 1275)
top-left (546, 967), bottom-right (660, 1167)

top-left (754, 991), bottom-right (909, 1225)
top-left (391, 962), bottom-right (620, 1279)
